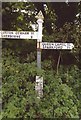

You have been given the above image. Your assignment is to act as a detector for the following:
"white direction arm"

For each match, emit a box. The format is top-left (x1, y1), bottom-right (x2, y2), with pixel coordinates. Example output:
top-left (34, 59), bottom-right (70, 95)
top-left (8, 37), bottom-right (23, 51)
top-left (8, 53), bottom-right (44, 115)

top-left (0, 31), bottom-right (38, 39)
top-left (40, 42), bottom-right (74, 50)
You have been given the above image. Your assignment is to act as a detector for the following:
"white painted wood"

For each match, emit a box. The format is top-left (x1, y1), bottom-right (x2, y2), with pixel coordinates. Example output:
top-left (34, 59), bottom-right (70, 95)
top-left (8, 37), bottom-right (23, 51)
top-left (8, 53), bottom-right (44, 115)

top-left (0, 31), bottom-right (38, 39)
top-left (40, 42), bottom-right (74, 50)
top-left (36, 11), bottom-right (44, 42)
top-left (35, 76), bottom-right (43, 99)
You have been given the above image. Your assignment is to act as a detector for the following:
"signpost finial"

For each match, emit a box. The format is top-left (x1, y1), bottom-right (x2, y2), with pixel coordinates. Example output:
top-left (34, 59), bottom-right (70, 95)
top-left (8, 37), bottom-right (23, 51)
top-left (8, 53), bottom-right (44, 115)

top-left (35, 11), bottom-right (44, 20)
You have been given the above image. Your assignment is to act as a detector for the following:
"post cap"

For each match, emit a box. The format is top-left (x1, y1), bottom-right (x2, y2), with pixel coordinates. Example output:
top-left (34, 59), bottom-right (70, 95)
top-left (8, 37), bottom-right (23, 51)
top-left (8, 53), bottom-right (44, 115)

top-left (35, 11), bottom-right (44, 20)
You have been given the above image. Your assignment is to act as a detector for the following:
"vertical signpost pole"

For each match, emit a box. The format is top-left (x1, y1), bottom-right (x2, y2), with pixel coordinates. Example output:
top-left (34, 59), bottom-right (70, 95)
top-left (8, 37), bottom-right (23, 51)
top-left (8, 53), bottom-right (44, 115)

top-left (35, 11), bottom-right (44, 98)
top-left (36, 11), bottom-right (44, 69)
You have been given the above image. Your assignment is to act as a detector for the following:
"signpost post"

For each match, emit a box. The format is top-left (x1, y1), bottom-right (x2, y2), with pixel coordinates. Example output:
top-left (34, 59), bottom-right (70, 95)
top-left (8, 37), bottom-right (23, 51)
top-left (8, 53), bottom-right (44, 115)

top-left (35, 11), bottom-right (44, 69)
top-left (0, 11), bottom-right (74, 99)
top-left (35, 76), bottom-right (43, 99)
top-left (35, 11), bottom-right (44, 98)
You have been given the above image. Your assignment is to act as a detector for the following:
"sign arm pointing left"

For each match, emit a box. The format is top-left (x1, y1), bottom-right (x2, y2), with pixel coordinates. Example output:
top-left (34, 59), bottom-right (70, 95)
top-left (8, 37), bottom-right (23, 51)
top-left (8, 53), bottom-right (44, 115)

top-left (0, 31), bottom-right (38, 39)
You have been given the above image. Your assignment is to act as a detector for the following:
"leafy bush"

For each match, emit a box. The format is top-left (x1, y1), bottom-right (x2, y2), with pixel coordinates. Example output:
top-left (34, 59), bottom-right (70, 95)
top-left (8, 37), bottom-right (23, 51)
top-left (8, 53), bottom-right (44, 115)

top-left (2, 48), bottom-right (80, 118)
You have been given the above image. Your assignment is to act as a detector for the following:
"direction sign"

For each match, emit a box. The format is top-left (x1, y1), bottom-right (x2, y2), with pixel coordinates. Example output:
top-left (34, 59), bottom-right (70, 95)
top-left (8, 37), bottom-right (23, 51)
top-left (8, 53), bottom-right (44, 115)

top-left (0, 31), bottom-right (38, 39)
top-left (40, 42), bottom-right (74, 50)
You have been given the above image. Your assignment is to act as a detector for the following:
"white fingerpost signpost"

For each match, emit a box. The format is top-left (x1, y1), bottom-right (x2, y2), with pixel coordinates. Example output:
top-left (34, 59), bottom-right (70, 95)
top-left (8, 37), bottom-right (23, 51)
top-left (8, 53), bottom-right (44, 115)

top-left (35, 11), bottom-right (44, 69)
top-left (35, 11), bottom-right (44, 99)
top-left (0, 11), bottom-right (74, 99)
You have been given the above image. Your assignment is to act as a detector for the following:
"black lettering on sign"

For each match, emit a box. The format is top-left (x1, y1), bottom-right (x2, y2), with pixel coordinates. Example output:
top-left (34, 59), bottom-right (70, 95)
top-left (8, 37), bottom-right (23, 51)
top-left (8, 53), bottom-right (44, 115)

top-left (31, 36), bottom-right (33, 39)
top-left (20, 32), bottom-right (22, 34)
top-left (26, 32), bottom-right (29, 34)
top-left (51, 43), bottom-right (54, 48)
top-left (67, 43), bottom-right (70, 49)
top-left (31, 32), bottom-right (34, 34)
top-left (42, 43), bottom-right (46, 49)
